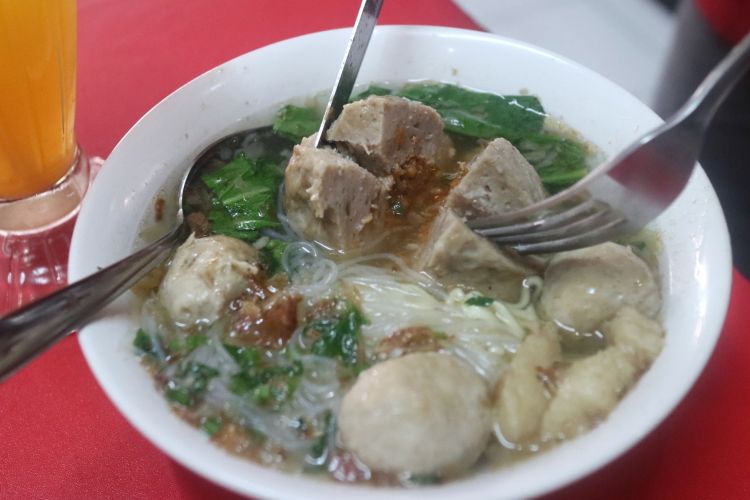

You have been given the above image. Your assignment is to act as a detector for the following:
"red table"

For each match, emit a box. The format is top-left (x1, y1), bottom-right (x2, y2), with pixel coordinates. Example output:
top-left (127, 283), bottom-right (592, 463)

top-left (1, 1), bottom-right (749, 498)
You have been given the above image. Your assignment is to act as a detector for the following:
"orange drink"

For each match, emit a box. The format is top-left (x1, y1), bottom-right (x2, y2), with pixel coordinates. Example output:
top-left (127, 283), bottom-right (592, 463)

top-left (0, 1), bottom-right (77, 200)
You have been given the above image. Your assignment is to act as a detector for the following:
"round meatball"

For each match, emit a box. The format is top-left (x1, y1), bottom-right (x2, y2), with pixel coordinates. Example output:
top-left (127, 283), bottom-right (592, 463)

top-left (338, 352), bottom-right (491, 476)
top-left (158, 234), bottom-right (259, 326)
top-left (537, 242), bottom-right (660, 332)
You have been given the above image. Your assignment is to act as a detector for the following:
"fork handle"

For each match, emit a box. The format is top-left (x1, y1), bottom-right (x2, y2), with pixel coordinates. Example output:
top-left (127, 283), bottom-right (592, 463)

top-left (683, 32), bottom-right (750, 126)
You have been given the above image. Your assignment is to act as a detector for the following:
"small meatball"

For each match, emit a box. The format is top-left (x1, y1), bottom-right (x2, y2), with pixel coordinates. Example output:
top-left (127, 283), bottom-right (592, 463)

top-left (537, 242), bottom-right (660, 332)
top-left (540, 307), bottom-right (664, 439)
top-left (494, 323), bottom-right (561, 444)
top-left (338, 353), bottom-right (491, 476)
top-left (417, 210), bottom-right (538, 302)
top-left (158, 234), bottom-right (259, 325)
top-left (326, 96), bottom-right (445, 176)
top-left (283, 136), bottom-right (392, 250)
top-left (448, 138), bottom-right (547, 218)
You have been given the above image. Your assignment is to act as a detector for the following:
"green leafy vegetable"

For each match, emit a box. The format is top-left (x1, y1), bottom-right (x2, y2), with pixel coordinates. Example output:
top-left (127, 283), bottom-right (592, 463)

top-left (166, 333), bottom-right (207, 357)
top-left (204, 198), bottom-right (254, 240)
top-left (185, 334), bottom-right (207, 352)
top-left (164, 362), bottom-right (220, 407)
top-left (465, 295), bottom-right (494, 307)
top-left (251, 384), bottom-right (273, 403)
top-left (166, 387), bottom-right (193, 406)
top-left (201, 153), bottom-right (283, 242)
top-left (516, 134), bottom-right (588, 192)
top-left (201, 416), bottom-right (223, 436)
top-left (225, 343), bottom-right (304, 410)
top-left (397, 82), bottom-right (589, 190)
top-left (272, 104), bottom-right (321, 142)
top-left (223, 344), bottom-right (262, 370)
top-left (397, 83), bottom-right (545, 141)
top-left (260, 239), bottom-right (289, 275)
top-left (304, 304), bottom-right (367, 366)
top-left (133, 329), bottom-right (153, 353)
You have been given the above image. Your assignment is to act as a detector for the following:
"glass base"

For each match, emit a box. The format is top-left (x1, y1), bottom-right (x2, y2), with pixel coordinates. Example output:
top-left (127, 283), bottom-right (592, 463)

top-left (0, 151), bottom-right (95, 314)
top-left (0, 149), bottom-right (89, 235)
top-left (0, 218), bottom-right (76, 314)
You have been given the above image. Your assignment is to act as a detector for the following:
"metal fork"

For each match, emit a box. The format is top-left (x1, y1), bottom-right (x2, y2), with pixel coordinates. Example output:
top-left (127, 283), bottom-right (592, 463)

top-left (468, 32), bottom-right (750, 255)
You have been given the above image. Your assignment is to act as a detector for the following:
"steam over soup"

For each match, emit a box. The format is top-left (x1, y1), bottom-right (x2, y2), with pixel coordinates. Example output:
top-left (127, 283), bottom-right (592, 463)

top-left (133, 83), bottom-right (663, 486)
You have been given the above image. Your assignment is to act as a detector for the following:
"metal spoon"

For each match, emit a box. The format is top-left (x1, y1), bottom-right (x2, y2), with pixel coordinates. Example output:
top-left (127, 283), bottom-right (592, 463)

top-left (315, 0), bottom-right (384, 147)
top-left (0, 0), bottom-right (384, 381)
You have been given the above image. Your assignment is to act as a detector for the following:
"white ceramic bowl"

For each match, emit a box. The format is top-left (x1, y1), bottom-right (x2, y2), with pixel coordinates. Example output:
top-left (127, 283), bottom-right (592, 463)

top-left (69, 26), bottom-right (732, 499)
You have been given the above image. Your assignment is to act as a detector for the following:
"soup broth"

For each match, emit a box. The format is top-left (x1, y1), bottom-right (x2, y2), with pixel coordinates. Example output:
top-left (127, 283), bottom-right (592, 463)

top-left (133, 82), bottom-right (664, 486)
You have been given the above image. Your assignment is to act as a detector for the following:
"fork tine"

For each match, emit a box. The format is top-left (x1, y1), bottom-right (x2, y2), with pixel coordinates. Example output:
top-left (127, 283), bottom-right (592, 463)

top-left (489, 205), bottom-right (620, 245)
top-left (467, 185), bottom-right (587, 231)
top-left (510, 215), bottom-right (627, 254)
top-left (473, 197), bottom-right (600, 238)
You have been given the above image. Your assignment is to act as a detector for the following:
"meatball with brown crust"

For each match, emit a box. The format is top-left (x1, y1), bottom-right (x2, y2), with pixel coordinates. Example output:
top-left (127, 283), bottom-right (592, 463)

top-left (158, 234), bottom-right (259, 326)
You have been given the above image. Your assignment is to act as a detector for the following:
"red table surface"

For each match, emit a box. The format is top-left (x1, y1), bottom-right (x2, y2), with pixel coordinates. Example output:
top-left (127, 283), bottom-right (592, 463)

top-left (1, 0), bottom-right (749, 498)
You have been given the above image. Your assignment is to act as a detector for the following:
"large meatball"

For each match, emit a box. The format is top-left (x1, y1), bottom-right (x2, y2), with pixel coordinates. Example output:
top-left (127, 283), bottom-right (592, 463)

top-left (537, 242), bottom-right (660, 332)
top-left (338, 352), bottom-right (491, 476)
top-left (158, 234), bottom-right (259, 326)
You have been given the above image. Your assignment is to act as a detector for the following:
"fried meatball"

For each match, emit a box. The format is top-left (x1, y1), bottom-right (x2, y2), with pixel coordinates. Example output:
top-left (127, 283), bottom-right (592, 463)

top-left (494, 323), bottom-right (561, 444)
top-left (540, 307), bottom-right (664, 439)
top-left (158, 234), bottom-right (259, 325)
top-left (338, 352), bottom-right (491, 476)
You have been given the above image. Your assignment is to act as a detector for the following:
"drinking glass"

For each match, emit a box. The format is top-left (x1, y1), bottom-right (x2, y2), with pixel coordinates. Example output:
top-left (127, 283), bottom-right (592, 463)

top-left (0, 0), bottom-right (89, 311)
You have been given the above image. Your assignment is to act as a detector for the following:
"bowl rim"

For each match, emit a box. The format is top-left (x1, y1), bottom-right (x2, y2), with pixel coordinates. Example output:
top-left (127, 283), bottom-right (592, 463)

top-left (69, 24), bottom-right (733, 499)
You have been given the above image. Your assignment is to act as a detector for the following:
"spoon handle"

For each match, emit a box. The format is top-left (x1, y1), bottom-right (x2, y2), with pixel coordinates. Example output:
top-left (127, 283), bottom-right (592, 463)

top-left (314, 0), bottom-right (385, 148)
top-left (0, 226), bottom-right (184, 381)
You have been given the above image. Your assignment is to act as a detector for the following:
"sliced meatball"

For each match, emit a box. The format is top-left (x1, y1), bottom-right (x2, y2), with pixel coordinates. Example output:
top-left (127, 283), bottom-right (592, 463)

top-left (494, 323), bottom-right (561, 445)
top-left (417, 210), bottom-right (538, 301)
top-left (283, 135), bottom-right (392, 250)
top-left (326, 95), bottom-right (446, 176)
top-left (448, 138), bottom-right (547, 219)
top-left (158, 235), bottom-right (259, 326)
top-left (338, 352), bottom-right (491, 476)
top-left (540, 307), bottom-right (664, 440)
top-left (537, 242), bottom-right (660, 332)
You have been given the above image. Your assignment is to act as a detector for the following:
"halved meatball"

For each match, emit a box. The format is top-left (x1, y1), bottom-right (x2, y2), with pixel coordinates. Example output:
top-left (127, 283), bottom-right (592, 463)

top-left (417, 210), bottom-right (537, 302)
top-left (338, 352), bottom-right (491, 476)
top-left (537, 242), bottom-right (660, 332)
top-left (283, 135), bottom-right (392, 250)
top-left (158, 234), bottom-right (259, 326)
top-left (326, 95), bottom-right (446, 176)
top-left (448, 138), bottom-right (547, 219)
